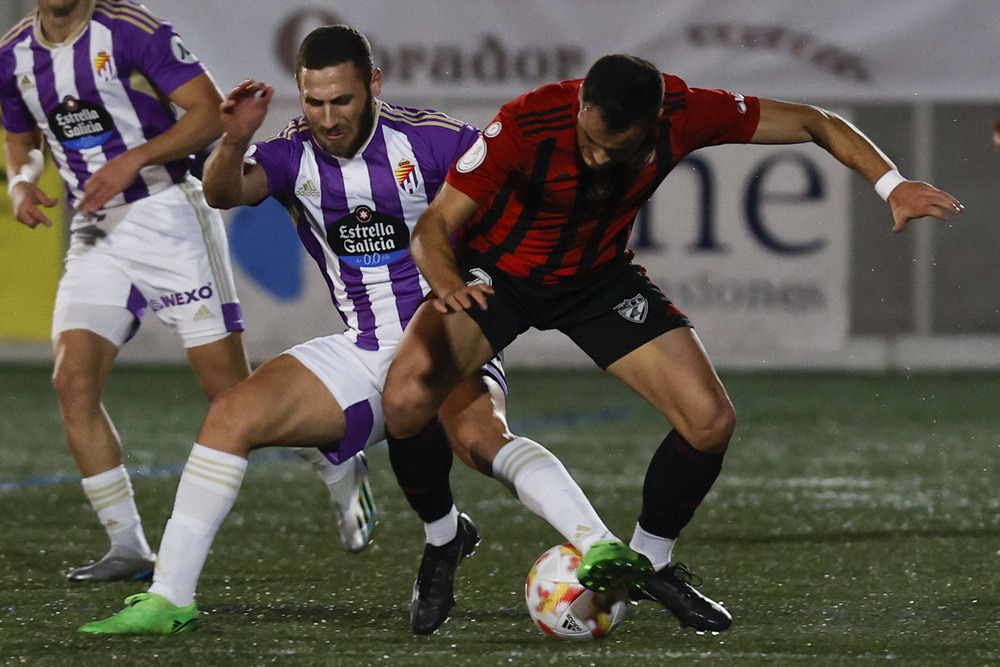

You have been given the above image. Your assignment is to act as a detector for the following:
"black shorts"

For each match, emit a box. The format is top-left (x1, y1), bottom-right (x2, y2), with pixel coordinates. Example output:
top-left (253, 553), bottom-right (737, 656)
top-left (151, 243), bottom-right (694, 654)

top-left (460, 260), bottom-right (691, 369)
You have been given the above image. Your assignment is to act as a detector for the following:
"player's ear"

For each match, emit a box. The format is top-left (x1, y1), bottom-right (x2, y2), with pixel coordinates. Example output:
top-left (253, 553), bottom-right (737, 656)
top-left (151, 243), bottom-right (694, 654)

top-left (370, 68), bottom-right (383, 97)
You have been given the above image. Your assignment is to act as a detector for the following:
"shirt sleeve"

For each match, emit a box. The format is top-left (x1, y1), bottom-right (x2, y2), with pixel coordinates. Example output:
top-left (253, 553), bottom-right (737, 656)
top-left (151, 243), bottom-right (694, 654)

top-left (123, 20), bottom-right (208, 97)
top-left (445, 105), bottom-right (525, 205)
top-left (0, 92), bottom-right (34, 134)
top-left (244, 137), bottom-right (293, 202)
top-left (671, 87), bottom-right (761, 156)
top-left (0, 55), bottom-right (34, 133)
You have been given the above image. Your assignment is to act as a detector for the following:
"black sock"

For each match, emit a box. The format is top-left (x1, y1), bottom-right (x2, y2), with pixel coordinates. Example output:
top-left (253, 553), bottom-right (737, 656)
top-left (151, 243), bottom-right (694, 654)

top-left (638, 429), bottom-right (726, 539)
top-left (386, 417), bottom-right (455, 524)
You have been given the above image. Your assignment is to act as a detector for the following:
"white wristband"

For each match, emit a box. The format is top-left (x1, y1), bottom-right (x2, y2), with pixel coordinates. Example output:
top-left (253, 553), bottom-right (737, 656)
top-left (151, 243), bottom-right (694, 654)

top-left (7, 173), bottom-right (30, 195)
top-left (874, 169), bottom-right (906, 202)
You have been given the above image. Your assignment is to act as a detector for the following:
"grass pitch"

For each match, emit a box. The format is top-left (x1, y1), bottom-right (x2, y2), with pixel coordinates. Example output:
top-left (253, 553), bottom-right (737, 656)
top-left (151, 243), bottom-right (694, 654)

top-left (1, 364), bottom-right (999, 665)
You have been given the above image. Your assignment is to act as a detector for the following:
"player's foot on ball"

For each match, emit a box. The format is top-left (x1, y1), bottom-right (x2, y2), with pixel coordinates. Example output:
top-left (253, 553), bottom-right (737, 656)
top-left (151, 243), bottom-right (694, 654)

top-left (67, 545), bottom-right (155, 583)
top-left (332, 451), bottom-right (377, 554)
top-left (632, 562), bottom-right (732, 632)
top-left (77, 592), bottom-right (198, 634)
top-left (577, 539), bottom-right (653, 594)
top-left (410, 512), bottom-right (480, 635)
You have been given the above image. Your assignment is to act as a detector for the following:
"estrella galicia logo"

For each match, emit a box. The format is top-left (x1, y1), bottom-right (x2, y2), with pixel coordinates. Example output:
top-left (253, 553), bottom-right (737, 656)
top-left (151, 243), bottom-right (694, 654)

top-left (48, 96), bottom-right (114, 150)
top-left (330, 205), bottom-right (409, 267)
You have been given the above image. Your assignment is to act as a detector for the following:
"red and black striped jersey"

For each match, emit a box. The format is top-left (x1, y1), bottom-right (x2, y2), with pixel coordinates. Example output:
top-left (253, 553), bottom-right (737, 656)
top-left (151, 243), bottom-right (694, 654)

top-left (446, 74), bottom-right (761, 284)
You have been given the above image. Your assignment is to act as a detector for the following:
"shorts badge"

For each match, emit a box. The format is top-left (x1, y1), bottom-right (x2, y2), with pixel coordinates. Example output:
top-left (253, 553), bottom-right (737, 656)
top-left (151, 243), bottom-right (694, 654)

top-left (614, 294), bottom-right (648, 324)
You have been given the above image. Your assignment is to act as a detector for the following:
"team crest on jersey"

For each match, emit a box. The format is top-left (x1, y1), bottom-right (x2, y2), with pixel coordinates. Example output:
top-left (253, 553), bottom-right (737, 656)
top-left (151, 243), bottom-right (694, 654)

top-left (94, 51), bottom-right (116, 82)
top-left (394, 159), bottom-right (420, 195)
top-left (614, 294), bottom-right (648, 324)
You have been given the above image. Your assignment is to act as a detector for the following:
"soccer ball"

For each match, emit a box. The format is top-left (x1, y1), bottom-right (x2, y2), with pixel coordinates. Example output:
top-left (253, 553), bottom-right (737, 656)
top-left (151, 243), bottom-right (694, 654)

top-left (524, 543), bottom-right (627, 640)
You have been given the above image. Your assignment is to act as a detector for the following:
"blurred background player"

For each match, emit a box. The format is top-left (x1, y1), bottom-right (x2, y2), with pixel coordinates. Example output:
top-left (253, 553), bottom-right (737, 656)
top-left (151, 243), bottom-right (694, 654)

top-left (0, 0), bottom-right (252, 582)
top-left (0, 0), bottom-right (372, 583)
top-left (381, 54), bottom-right (964, 632)
top-left (78, 25), bottom-right (645, 636)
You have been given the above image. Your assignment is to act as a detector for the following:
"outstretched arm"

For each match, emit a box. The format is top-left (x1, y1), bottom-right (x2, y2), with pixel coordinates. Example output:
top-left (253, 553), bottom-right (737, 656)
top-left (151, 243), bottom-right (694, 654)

top-left (752, 98), bottom-right (963, 233)
top-left (410, 183), bottom-right (493, 313)
top-left (202, 80), bottom-right (274, 209)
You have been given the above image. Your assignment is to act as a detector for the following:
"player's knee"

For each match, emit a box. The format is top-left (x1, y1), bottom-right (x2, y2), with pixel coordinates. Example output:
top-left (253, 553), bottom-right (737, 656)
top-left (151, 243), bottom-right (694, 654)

top-left (199, 387), bottom-right (256, 452)
top-left (51, 362), bottom-right (102, 410)
top-left (382, 381), bottom-right (433, 439)
top-left (686, 400), bottom-right (736, 454)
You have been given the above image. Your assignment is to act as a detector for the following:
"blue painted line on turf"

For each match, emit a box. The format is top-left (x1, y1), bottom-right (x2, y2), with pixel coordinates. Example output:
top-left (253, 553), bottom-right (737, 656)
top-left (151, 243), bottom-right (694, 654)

top-left (0, 450), bottom-right (294, 493)
top-left (0, 407), bottom-right (635, 491)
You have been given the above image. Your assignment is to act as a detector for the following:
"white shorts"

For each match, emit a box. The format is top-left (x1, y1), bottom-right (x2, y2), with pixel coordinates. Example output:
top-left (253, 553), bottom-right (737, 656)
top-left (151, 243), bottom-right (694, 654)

top-left (51, 177), bottom-right (243, 348)
top-left (285, 335), bottom-right (393, 464)
top-left (286, 334), bottom-right (507, 464)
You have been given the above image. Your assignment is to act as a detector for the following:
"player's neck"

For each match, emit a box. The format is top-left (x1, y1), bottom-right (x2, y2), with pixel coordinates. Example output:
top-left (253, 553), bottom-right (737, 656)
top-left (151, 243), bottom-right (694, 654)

top-left (37, 1), bottom-right (91, 45)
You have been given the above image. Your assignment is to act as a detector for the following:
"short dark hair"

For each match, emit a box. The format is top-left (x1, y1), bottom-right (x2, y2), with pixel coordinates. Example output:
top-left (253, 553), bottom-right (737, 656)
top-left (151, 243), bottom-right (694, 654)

top-left (581, 54), bottom-right (663, 133)
top-left (295, 25), bottom-right (374, 85)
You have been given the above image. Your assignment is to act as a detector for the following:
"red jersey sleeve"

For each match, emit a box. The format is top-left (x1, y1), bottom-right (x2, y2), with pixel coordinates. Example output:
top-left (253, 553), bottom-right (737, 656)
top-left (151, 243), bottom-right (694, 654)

top-left (670, 84), bottom-right (761, 157)
top-left (445, 104), bottom-right (526, 205)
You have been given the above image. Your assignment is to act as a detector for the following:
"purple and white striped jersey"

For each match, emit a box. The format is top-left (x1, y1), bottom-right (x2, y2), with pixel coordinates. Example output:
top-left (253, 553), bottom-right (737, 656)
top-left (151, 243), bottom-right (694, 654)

top-left (246, 100), bottom-right (479, 351)
top-left (0, 0), bottom-right (207, 210)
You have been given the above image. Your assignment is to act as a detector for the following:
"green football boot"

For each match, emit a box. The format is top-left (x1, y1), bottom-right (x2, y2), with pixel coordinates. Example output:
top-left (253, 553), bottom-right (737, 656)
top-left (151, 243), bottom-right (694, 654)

top-left (577, 539), bottom-right (653, 594)
top-left (78, 592), bottom-right (198, 634)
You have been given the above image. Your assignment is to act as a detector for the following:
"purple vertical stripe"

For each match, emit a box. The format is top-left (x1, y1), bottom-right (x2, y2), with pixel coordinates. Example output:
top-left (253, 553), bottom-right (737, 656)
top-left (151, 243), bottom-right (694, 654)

top-left (319, 399), bottom-right (374, 465)
top-left (72, 30), bottom-right (151, 203)
top-left (221, 302), bottom-right (244, 332)
top-left (316, 157), bottom-right (378, 349)
top-left (387, 260), bottom-right (424, 330)
top-left (32, 45), bottom-right (84, 203)
top-left (125, 284), bottom-right (148, 320)
top-left (122, 285), bottom-right (147, 343)
top-left (340, 261), bottom-right (378, 351)
top-left (362, 129), bottom-right (424, 330)
top-left (362, 130), bottom-right (404, 220)
top-left (295, 213), bottom-right (339, 308)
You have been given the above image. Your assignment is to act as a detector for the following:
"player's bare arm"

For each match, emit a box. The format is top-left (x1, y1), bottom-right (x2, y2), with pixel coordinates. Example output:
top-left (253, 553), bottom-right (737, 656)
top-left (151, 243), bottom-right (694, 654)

top-left (752, 98), bottom-right (963, 233)
top-left (76, 72), bottom-right (225, 216)
top-left (410, 182), bottom-right (493, 313)
top-left (5, 128), bottom-right (57, 229)
top-left (203, 80), bottom-right (274, 209)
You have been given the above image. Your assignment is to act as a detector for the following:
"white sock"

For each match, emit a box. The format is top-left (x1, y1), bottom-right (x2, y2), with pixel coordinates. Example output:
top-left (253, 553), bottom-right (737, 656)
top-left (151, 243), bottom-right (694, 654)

top-left (291, 447), bottom-right (355, 506)
top-left (148, 443), bottom-right (247, 607)
top-left (629, 523), bottom-right (675, 571)
top-left (81, 464), bottom-right (152, 557)
top-left (424, 505), bottom-right (459, 546)
top-left (492, 437), bottom-right (615, 554)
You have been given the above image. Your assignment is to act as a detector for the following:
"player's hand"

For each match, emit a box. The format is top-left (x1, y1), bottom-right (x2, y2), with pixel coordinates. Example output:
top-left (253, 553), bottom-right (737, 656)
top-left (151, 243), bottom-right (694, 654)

top-left (433, 282), bottom-right (495, 314)
top-left (220, 80), bottom-right (274, 146)
top-left (887, 180), bottom-right (964, 233)
top-left (76, 150), bottom-right (144, 217)
top-left (9, 180), bottom-right (58, 229)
